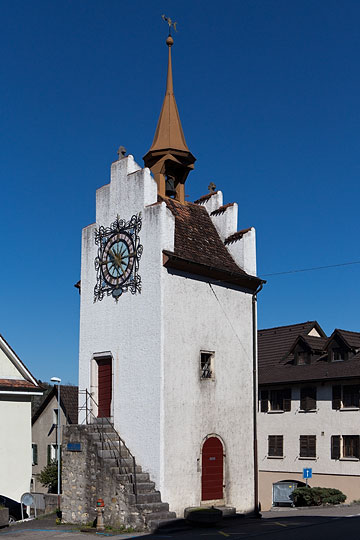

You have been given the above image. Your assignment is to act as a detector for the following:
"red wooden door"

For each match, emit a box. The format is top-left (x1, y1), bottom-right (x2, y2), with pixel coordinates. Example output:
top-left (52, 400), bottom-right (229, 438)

top-left (201, 436), bottom-right (224, 501)
top-left (97, 358), bottom-right (112, 417)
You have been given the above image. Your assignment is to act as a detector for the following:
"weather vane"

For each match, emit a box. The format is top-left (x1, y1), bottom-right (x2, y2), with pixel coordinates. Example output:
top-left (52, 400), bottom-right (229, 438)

top-left (161, 14), bottom-right (178, 35)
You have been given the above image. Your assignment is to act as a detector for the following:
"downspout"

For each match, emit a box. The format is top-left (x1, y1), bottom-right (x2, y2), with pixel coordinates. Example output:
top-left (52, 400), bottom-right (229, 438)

top-left (252, 282), bottom-right (264, 517)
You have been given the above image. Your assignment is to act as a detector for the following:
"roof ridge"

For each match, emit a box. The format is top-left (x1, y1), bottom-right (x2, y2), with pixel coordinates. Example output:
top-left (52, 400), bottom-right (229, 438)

top-left (259, 321), bottom-right (317, 332)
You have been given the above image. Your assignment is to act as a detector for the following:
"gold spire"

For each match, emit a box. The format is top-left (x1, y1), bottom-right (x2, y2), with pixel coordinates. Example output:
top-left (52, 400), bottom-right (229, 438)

top-left (143, 31), bottom-right (195, 204)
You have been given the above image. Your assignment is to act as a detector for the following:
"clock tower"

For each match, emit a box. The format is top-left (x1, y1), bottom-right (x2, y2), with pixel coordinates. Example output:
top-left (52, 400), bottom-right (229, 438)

top-left (77, 31), bottom-right (263, 522)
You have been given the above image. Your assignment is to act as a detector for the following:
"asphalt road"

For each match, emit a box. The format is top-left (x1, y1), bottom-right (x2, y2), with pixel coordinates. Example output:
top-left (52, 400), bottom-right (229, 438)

top-left (2, 505), bottom-right (360, 539)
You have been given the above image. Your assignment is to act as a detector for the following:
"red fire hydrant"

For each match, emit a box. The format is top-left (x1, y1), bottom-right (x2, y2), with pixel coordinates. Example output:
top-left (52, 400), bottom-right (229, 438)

top-left (96, 498), bottom-right (105, 531)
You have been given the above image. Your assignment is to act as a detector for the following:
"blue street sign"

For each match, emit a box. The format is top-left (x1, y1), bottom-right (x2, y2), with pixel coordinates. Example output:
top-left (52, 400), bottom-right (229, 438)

top-left (303, 468), bottom-right (312, 479)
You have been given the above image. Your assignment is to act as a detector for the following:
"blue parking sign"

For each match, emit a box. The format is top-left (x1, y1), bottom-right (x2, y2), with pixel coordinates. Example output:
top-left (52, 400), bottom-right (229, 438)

top-left (303, 468), bottom-right (312, 479)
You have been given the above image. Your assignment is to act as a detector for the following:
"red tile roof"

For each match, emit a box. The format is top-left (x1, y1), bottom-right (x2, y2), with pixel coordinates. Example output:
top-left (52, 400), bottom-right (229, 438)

top-left (0, 378), bottom-right (42, 391)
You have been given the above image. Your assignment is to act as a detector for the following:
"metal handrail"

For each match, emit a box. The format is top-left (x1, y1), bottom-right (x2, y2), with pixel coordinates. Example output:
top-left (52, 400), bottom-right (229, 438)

top-left (78, 389), bottom-right (137, 501)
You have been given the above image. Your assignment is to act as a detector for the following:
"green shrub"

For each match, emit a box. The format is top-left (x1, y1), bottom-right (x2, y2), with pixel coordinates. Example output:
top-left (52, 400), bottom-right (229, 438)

top-left (291, 487), bottom-right (346, 506)
top-left (38, 459), bottom-right (59, 493)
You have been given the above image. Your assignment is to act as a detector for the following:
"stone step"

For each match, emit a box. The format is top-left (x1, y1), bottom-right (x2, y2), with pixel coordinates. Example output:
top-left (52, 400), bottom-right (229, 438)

top-left (137, 502), bottom-right (169, 514)
top-left (124, 481), bottom-right (155, 493)
top-left (117, 472), bottom-right (150, 483)
top-left (146, 512), bottom-right (177, 532)
top-left (89, 431), bottom-right (120, 441)
top-left (136, 491), bottom-right (161, 504)
top-left (110, 463), bottom-right (142, 474)
top-left (97, 448), bottom-right (131, 459)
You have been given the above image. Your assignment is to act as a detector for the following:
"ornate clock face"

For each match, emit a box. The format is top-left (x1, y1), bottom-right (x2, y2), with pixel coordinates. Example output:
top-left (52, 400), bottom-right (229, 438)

top-left (94, 213), bottom-right (143, 302)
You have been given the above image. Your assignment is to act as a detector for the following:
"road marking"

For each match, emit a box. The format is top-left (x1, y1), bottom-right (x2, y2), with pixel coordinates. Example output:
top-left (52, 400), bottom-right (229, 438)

top-left (218, 532), bottom-right (230, 537)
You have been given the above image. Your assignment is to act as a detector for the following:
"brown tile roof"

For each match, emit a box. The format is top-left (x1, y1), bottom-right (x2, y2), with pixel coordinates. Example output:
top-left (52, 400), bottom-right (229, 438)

top-left (163, 198), bottom-right (247, 275)
top-left (32, 385), bottom-right (78, 424)
top-left (258, 323), bottom-right (360, 385)
top-left (210, 203), bottom-right (235, 216)
top-left (258, 321), bottom-right (324, 369)
top-left (225, 228), bottom-right (252, 245)
top-left (194, 191), bottom-right (219, 204)
top-left (0, 378), bottom-right (42, 392)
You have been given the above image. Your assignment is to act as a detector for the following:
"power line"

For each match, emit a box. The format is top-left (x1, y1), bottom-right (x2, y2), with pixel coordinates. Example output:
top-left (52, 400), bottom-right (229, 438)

top-left (262, 260), bottom-right (360, 277)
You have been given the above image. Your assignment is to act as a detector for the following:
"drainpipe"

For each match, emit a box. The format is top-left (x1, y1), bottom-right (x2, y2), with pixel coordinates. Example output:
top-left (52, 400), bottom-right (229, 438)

top-left (252, 282), bottom-right (264, 517)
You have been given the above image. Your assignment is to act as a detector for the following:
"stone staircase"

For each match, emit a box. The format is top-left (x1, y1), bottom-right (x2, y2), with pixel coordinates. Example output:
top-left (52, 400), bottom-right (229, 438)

top-left (88, 420), bottom-right (176, 531)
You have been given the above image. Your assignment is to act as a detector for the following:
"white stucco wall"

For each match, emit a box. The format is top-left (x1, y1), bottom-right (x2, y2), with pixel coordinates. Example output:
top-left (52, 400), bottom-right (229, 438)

top-left (0, 348), bottom-right (26, 379)
top-left (258, 381), bottom-right (360, 507)
top-left (161, 273), bottom-right (255, 516)
top-left (0, 396), bottom-right (32, 501)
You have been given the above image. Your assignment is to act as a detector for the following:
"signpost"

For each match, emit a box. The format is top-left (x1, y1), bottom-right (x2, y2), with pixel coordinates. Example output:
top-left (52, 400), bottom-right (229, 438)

top-left (303, 467), bottom-right (312, 487)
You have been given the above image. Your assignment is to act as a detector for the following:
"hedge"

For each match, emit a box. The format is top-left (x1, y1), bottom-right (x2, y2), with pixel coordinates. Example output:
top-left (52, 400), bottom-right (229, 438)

top-left (291, 487), bottom-right (346, 506)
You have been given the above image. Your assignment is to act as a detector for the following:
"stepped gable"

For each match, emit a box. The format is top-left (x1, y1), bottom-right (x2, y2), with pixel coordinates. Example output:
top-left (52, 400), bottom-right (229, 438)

top-left (225, 228), bottom-right (252, 245)
top-left (194, 191), bottom-right (218, 204)
top-left (258, 321), bottom-right (324, 370)
top-left (163, 197), bottom-right (246, 275)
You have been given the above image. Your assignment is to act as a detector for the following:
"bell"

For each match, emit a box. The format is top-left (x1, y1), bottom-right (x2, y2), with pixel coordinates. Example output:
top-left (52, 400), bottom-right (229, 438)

top-left (165, 175), bottom-right (177, 198)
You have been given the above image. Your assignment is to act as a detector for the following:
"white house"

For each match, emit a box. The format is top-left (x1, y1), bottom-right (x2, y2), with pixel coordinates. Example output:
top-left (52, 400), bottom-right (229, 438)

top-left (258, 321), bottom-right (360, 510)
top-left (0, 333), bottom-right (42, 501)
top-left (78, 33), bottom-right (263, 518)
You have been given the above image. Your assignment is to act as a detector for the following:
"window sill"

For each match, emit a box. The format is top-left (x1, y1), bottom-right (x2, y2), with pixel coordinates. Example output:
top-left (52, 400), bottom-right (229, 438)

top-left (267, 455), bottom-right (285, 459)
top-left (267, 410), bottom-right (285, 414)
top-left (340, 407), bottom-right (360, 412)
top-left (298, 409), bottom-right (318, 413)
top-left (340, 457), bottom-right (360, 461)
top-left (298, 457), bottom-right (317, 460)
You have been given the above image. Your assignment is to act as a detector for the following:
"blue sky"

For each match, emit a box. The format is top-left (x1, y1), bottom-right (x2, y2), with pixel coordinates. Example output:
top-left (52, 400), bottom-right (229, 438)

top-left (1, 0), bottom-right (359, 384)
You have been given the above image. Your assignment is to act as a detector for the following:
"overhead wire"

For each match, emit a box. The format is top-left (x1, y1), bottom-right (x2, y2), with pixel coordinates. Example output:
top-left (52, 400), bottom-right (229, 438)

top-left (262, 260), bottom-right (360, 277)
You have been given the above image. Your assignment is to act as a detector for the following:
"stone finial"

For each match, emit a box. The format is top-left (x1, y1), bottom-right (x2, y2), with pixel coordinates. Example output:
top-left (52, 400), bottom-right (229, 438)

top-left (208, 182), bottom-right (216, 193)
top-left (117, 146), bottom-right (127, 160)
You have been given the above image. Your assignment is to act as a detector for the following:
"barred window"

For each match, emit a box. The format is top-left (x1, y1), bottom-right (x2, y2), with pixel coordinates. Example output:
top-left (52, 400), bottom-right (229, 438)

top-left (200, 352), bottom-right (214, 380)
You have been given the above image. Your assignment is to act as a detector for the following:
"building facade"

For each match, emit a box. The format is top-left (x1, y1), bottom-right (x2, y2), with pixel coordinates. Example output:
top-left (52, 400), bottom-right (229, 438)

top-left (0, 333), bottom-right (42, 501)
top-left (77, 33), bottom-right (263, 517)
top-left (258, 321), bottom-right (360, 510)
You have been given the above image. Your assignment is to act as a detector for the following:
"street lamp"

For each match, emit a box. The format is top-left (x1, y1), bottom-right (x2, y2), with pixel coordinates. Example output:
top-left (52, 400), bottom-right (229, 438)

top-left (50, 377), bottom-right (61, 509)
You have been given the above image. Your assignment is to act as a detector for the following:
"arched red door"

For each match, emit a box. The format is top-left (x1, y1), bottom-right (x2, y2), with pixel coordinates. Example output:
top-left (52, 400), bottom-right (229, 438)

top-left (201, 436), bottom-right (224, 501)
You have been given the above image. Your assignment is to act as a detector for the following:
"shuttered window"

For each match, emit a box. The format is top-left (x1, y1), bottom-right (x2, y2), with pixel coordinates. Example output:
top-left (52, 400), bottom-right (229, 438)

top-left (300, 387), bottom-right (317, 411)
top-left (268, 435), bottom-right (283, 457)
top-left (299, 435), bottom-right (316, 458)
top-left (343, 386), bottom-right (360, 408)
top-left (269, 389), bottom-right (291, 412)
top-left (332, 386), bottom-right (341, 409)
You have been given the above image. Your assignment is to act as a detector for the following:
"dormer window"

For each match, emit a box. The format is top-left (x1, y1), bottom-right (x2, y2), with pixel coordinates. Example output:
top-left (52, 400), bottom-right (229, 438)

top-left (333, 348), bottom-right (346, 362)
top-left (296, 351), bottom-right (310, 365)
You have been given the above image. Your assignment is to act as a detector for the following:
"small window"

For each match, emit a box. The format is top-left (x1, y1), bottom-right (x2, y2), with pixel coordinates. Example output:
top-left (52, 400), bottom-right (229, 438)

top-left (299, 435), bottom-right (316, 458)
top-left (32, 444), bottom-right (38, 465)
top-left (269, 389), bottom-right (291, 412)
top-left (47, 444), bottom-right (59, 464)
top-left (53, 408), bottom-right (59, 425)
top-left (268, 435), bottom-right (283, 457)
top-left (343, 385), bottom-right (360, 408)
top-left (343, 436), bottom-right (360, 459)
top-left (200, 352), bottom-right (214, 380)
top-left (333, 348), bottom-right (346, 362)
top-left (297, 351), bottom-right (310, 365)
top-left (300, 387), bottom-right (317, 411)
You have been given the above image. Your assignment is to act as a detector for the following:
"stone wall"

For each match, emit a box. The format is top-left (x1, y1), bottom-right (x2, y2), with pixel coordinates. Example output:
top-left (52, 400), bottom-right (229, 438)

top-left (61, 425), bottom-right (143, 529)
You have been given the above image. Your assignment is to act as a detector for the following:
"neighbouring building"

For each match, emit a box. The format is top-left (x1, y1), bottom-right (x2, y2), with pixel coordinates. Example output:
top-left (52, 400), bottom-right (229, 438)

top-left (258, 321), bottom-right (360, 509)
top-left (66, 31), bottom-right (264, 526)
top-left (32, 385), bottom-right (78, 493)
top-left (0, 333), bottom-right (42, 501)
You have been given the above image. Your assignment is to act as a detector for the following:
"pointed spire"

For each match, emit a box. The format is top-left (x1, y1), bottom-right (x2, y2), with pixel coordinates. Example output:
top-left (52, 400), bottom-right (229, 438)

top-left (143, 33), bottom-right (195, 203)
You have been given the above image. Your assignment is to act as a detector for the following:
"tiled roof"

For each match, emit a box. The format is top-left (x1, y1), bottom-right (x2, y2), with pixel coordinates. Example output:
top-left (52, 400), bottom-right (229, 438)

top-left (32, 384), bottom-right (78, 424)
top-left (0, 378), bottom-right (42, 391)
top-left (194, 191), bottom-right (219, 204)
top-left (210, 203), bottom-right (235, 216)
top-left (258, 321), bottom-right (323, 369)
top-left (163, 198), bottom-right (248, 276)
top-left (225, 228), bottom-right (252, 245)
top-left (258, 322), bottom-right (360, 385)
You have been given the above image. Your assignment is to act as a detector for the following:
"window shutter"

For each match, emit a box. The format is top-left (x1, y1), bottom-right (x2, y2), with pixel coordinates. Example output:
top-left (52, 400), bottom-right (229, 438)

top-left (307, 387), bottom-right (316, 410)
top-left (283, 388), bottom-right (291, 411)
top-left (32, 444), bottom-right (38, 465)
top-left (268, 436), bottom-right (276, 456)
top-left (47, 444), bottom-right (51, 465)
top-left (355, 436), bottom-right (360, 459)
top-left (331, 435), bottom-right (340, 459)
top-left (332, 386), bottom-right (341, 409)
top-left (260, 390), bottom-right (269, 412)
top-left (300, 388), bottom-right (306, 411)
top-left (299, 435), bottom-right (308, 457)
top-left (309, 435), bottom-right (316, 457)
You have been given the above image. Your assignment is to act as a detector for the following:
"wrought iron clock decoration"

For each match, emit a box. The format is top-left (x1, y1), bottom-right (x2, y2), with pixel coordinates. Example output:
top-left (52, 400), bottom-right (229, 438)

top-left (94, 213), bottom-right (143, 302)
